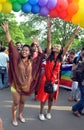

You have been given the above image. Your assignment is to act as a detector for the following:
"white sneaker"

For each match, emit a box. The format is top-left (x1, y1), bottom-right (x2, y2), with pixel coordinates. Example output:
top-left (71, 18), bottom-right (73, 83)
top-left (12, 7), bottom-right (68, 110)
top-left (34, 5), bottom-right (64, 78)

top-left (46, 113), bottom-right (52, 120)
top-left (12, 121), bottom-right (18, 126)
top-left (39, 114), bottom-right (46, 121)
top-left (19, 118), bottom-right (26, 123)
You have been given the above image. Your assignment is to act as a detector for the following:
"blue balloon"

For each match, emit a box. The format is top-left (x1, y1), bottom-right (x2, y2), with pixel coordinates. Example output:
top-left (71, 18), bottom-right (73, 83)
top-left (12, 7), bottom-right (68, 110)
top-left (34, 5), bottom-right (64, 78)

top-left (29, 0), bottom-right (39, 5)
top-left (22, 3), bottom-right (32, 13)
top-left (31, 4), bottom-right (40, 14)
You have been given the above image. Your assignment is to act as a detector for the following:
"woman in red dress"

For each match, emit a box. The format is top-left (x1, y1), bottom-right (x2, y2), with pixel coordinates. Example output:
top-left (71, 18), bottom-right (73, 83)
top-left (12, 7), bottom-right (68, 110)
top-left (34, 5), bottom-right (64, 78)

top-left (36, 44), bottom-right (63, 120)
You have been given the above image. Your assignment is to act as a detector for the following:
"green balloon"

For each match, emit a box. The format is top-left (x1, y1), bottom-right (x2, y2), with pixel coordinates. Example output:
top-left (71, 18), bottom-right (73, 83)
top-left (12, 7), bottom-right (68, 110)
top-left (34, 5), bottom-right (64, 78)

top-left (12, 2), bottom-right (21, 12)
top-left (9, 0), bottom-right (16, 3)
top-left (17, 0), bottom-right (28, 4)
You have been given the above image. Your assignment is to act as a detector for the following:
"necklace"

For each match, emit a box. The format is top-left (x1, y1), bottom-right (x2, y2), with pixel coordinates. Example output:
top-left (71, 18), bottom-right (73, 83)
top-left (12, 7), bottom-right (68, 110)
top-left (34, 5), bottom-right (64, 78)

top-left (22, 59), bottom-right (29, 80)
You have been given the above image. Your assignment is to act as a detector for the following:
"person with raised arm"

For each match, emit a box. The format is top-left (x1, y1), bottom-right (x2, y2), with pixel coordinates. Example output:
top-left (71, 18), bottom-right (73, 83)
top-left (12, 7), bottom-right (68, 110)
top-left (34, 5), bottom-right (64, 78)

top-left (2, 22), bottom-right (32, 126)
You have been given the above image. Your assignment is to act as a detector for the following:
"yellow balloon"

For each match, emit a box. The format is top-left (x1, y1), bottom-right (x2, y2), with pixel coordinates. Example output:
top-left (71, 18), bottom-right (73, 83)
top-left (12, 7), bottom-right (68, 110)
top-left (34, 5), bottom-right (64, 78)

top-left (0, 0), bottom-right (6, 3)
top-left (76, 7), bottom-right (84, 28)
top-left (0, 4), bottom-right (2, 11)
top-left (71, 13), bottom-right (79, 24)
top-left (2, 2), bottom-right (12, 13)
top-left (78, 0), bottom-right (84, 8)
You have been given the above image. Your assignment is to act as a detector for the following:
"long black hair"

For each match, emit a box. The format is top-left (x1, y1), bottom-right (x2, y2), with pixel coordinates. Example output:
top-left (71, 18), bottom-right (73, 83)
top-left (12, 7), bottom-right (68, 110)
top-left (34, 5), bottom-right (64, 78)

top-left (48, 47), bottom-right (63, 63)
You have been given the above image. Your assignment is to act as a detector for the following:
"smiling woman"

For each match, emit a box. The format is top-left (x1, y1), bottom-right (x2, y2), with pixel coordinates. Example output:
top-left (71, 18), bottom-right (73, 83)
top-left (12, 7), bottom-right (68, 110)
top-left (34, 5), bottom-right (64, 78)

top-left (2, 22), bottom-right (32, 126)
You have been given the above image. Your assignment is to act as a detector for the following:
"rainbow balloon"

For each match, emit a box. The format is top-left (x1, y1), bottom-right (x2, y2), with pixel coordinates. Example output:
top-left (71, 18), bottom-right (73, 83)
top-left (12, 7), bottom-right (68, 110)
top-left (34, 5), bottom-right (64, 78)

top-left (0, 0), bottom-right (84, 28)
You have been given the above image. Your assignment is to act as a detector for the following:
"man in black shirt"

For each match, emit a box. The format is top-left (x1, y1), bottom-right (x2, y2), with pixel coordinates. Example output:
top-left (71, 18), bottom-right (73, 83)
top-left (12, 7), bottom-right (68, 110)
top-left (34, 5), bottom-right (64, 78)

top-left (68, 47), bottom-right (84, 102)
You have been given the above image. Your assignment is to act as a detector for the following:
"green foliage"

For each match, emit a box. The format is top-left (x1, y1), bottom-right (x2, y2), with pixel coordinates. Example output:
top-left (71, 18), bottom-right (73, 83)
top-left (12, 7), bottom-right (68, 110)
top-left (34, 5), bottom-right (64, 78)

top-left (19, 13), bottom-right (84, 50)
top-left (0, 12), bottom-right (25, 46)
top-left (0, 12), bottom-right (84, 51)
top-left (19, 22), bottom-right (39, 45)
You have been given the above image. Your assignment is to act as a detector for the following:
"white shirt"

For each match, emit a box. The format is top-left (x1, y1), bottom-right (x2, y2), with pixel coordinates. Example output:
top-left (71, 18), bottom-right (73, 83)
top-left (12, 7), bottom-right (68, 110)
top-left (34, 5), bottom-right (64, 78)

top-left (0, 52), bottom-right (9, 67)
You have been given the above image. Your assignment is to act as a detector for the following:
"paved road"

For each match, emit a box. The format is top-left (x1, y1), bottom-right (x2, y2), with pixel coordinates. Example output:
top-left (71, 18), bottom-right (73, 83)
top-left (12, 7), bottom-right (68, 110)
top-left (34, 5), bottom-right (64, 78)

top-left (0, 87), bottom-right (83, 130)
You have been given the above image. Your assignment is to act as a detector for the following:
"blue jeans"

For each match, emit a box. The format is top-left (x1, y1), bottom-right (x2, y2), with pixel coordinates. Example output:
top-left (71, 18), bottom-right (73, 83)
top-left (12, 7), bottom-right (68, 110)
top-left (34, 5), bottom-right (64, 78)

top-left (70, 81), bottom-right (80, 100)
top-left (72, 84), bottom-right (84, 113)
top-left (0, 70), bottom-right (8, 89)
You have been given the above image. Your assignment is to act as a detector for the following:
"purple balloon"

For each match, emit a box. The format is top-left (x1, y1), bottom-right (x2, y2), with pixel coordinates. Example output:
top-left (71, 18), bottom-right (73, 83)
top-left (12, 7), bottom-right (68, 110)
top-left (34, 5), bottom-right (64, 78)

top-left (40, 7), bottom-right (49, 16)
top-left (46, 0), bottom-right (57, 10)
top-left (39, 0), bottom-right (48, 7)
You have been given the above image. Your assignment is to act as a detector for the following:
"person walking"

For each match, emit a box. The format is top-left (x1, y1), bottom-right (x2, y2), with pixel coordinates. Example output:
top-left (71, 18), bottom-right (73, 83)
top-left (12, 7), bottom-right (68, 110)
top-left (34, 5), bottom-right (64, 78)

top-left (0, 46), bottom-right (9, 89)
top-left (36, 44), bottom-right (63, 120)
top-left (69, 47), bottom-right (84, 102)
top-left (72, 60), bottom-right (84, 117)
top-left (2, 22), bottom-right (32, 126)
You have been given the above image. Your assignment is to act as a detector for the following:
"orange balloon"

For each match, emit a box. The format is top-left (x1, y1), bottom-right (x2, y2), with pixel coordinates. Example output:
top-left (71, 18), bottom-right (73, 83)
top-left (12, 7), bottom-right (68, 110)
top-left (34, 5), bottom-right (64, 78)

top-left (74, 0), bottom-right (79, 3)
top-left (65, 14), bottom-right (72, 22)
top-left (67, 1), bottom-right (79, 15)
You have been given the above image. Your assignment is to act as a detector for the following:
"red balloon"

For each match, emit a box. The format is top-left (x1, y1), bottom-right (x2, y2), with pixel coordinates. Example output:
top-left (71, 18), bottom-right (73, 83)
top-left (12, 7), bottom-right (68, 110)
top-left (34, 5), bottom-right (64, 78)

top-left (56, 0), bottom-right (68, 12)
top-left (58, 10), bottom-right (68, 20)
top-left (49, 8), bottom-right (58, 18)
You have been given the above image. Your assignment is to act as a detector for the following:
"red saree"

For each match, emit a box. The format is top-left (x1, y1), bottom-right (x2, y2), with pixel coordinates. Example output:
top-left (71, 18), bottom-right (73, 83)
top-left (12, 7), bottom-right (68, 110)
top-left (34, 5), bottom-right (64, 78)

top-left (36, 60), bottom-right (61, 102)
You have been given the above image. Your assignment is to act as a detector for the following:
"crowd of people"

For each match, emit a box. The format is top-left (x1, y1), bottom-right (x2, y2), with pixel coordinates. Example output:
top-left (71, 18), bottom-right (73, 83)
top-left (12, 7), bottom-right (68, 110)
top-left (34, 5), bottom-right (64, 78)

top-left (0, 21), bottom-right (84, 129)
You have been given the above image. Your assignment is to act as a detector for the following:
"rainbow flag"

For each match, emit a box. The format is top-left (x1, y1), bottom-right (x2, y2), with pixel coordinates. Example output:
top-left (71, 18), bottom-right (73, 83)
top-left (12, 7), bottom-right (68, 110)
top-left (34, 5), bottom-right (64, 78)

top-left (60, 64), bottom-right (72, 89)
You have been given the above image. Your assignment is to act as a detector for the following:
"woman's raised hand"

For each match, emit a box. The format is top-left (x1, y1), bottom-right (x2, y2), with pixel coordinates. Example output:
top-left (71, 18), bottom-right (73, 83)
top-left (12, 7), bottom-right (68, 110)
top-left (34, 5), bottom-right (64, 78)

top-left (2, 22), bottom-right (12, 43)
top-left (33, 37), bottom-right (39, 45)
top-left (2, 22), bottom-right (9, 33)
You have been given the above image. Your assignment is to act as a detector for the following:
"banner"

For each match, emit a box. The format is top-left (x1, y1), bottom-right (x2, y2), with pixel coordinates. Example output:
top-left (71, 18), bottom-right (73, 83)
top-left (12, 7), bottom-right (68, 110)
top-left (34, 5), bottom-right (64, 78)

top-left (60, 64), bottom-right (72, 89)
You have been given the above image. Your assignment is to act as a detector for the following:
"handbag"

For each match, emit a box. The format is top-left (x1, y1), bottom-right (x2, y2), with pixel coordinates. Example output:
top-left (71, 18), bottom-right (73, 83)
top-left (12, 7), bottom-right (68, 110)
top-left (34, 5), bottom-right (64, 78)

top-left (44, 59), bottom-right (58, 94)
top-left (44, 81), bottom-right (53, 94)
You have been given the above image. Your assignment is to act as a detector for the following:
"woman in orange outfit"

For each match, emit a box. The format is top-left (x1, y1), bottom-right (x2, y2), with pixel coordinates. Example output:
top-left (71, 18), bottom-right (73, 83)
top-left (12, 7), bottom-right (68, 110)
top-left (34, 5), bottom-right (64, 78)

top-left (36, 44), bottom-right (63, 120)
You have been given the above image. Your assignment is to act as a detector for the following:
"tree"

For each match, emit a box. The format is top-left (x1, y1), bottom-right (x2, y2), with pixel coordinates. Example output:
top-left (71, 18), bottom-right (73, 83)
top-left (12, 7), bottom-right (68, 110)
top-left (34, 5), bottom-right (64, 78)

top-left (19, 21), bottom-right (39, 45)
top-left (19, 13), bottom-right (84, 50)
top-left (0, 13), bottom-right (25, 46)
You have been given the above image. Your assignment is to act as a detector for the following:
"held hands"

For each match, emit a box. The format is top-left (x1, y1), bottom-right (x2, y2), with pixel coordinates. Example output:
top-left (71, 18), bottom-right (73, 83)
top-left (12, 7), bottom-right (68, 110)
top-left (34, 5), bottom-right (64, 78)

top-left (2, 22), bottom-right (9, 33)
